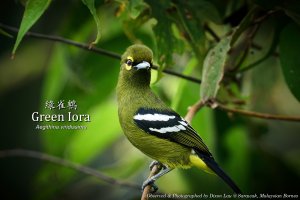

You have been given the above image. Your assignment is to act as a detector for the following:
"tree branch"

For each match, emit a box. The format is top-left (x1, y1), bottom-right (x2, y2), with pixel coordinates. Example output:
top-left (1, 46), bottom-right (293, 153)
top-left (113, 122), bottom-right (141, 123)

top-left (0, 23), bottom-right (201, 84)
top-left (184, 100), bottom-right (204, 124)
top-left (184, 99), bottom-right (300, 124)
top-left (204, 24), bottom-right (277, 57)
top-left (216, 103), bottom-right (300, 122)
top-left (204, 24), bottom-right (220, 42)
top-left (141, 164), bottom-right (162, 200)
top-left (0, 148), bottom-right (140, 190)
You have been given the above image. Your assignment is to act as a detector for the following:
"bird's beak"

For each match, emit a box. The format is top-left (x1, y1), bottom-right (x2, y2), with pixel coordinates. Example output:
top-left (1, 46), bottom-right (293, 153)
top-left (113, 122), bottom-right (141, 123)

top-left (133, 61), bottom-right (151, 70)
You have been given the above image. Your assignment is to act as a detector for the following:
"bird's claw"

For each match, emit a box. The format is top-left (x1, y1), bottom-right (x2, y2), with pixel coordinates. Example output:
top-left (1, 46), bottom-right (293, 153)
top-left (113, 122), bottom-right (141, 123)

top-left (149, 160), bottom-right (166, 171)
top-left (149, 161), bottom-right (160, 170)
top-left (143, 161), bottom-right (168, 193)
top-left (142, 178), bottom-right (158, 193)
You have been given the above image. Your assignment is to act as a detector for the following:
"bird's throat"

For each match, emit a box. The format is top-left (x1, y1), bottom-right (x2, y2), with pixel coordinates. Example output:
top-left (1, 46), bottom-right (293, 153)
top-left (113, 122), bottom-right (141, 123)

top-left (116, 70), bottom-right (151, 105)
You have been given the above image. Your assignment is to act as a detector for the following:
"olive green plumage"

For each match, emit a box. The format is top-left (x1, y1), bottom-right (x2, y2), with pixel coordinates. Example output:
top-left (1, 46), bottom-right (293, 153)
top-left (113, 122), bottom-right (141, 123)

top-left (117, 44), bottom-right (241, 193)
top-left (117, 46), bottom-right (190, 168)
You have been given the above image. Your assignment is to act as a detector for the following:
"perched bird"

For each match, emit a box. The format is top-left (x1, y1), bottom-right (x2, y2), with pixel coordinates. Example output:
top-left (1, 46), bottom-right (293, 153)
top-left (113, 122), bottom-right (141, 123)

top-left (117, 44), bottom-right (241, 194)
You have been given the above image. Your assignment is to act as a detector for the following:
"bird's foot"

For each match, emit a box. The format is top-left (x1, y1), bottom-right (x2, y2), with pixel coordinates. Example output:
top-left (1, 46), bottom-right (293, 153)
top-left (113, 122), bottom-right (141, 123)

top-left (143, 161), bottom-right (170, 193)
top-left (142, 178), bottom-right (158, 193)
top-left (149, 160), bottom-right (166, 171)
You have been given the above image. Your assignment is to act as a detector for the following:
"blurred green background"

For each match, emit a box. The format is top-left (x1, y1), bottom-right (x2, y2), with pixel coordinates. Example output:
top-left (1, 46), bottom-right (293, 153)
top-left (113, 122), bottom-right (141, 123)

top-left (0, 0), bottom-right (300, 199)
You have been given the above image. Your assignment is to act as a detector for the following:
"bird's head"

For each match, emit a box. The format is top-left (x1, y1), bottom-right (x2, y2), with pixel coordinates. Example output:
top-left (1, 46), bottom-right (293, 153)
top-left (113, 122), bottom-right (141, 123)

top-left (119, 44), bottom-right (153, 86)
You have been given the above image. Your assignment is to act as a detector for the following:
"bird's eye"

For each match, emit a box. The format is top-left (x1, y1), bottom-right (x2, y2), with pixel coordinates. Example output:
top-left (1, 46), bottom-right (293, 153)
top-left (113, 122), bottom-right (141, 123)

top-left (126, 59), bottom-right (133, 66)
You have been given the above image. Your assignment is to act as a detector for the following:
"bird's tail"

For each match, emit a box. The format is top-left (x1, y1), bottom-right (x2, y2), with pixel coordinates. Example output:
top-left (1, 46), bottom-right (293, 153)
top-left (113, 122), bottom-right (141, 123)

top-left (194, 150), bottom-right (242, 194)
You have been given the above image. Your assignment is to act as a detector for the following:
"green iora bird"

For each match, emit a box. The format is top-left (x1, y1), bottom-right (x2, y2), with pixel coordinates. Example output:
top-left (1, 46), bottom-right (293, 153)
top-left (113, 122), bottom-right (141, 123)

top-left (117, 44), bottom-right (241, 194)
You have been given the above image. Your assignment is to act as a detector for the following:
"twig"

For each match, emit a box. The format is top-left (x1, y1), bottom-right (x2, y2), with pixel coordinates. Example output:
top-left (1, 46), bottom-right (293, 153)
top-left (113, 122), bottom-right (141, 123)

top-left (184, 100), bottom-right (205, 123)
top-left (230, 42), bottom-right (250, 72)
top-left (228, 24), bottom-right (259, 73)
top-left (246, 10), bottom-right (280, 59)
top-left (204, 24), bottom-right (275, 58)
top-left (217, 103), bottom-right (300, 122)
top-left (0, 148), bottom-right (140, 190)
top-left (156, 66), bottom-right (201, 84)
top-left (0, 23), bottom-right (202, 84)
top-left (184, 99), bottom-right (300, 123)
top-left (204, 24), bottom-right (220, 42)
top-left (251, 10), bottom-right (279, 26)
top-left (141, 164), bottom-right (162, 200)
top-left (0, 23), bottom-right (121, 59)
top-left (238, 26), bottom-right (279, 73)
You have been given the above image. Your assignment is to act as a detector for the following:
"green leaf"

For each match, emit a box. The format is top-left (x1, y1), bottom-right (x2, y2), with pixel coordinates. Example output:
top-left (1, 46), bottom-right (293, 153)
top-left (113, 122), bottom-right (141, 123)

top-left (182, 0), bottom-right (222, 24)
top-left (279, 22), bottom-right (300, 101)
top-left (231, 6), bottom-right (260, 46)
top-left (81, 0), bottom-right (101, 45)
top-left (122, 8), bottom-right (150, 43)
top-left (173, 3), bottom-right (206, 60)
top-left (146, 0), bottom-right (183, 82)
top-left (12, 0), bottom-right (51, 55)
top-left (200, 36), bottom-right (231, 104)
top-left (128, 0), bottom-right (147, 19)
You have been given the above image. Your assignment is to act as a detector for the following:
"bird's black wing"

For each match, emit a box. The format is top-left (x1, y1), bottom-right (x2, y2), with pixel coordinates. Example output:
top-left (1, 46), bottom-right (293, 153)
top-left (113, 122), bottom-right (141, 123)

top-left (133, 107), bottom-right (212, 157)
top-left (134, 107), bottom-right (242, 194)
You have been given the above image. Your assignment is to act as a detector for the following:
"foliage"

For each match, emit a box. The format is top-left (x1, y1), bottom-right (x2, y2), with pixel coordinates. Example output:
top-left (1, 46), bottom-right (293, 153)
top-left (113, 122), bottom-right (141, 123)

top-left (0, 0), bottom-right (300, 200)
top-left (200, 36), bottom-right (231, 105)
top-left (12, 0), bottom-right (51, 55)
top-left (279, 22), bottom-right (300, 101)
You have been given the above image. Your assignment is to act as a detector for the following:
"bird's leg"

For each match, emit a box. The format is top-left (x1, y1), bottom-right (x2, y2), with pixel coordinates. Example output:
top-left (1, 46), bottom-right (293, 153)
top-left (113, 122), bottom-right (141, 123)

top-left (142, 166), bottom-right (173, 193)
top-left (144, 160), bottom-right (163, 193)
